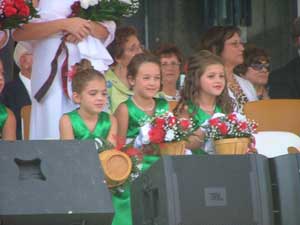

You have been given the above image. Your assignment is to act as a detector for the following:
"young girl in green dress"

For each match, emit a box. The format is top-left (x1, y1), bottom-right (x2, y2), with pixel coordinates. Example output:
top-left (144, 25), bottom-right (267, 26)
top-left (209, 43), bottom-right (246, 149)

top-left (114, 53), bottom-right (169, 171)
top-left (113, 53), bottom-right (168, 225)
top-left (59, 58), bottom-right (117, 143)
top-left (0, 104), bottom-right (16, 140)
top-left (0, 60), bottom-right (16, 140)
top-left (174, 50), bottom-right (233, 154)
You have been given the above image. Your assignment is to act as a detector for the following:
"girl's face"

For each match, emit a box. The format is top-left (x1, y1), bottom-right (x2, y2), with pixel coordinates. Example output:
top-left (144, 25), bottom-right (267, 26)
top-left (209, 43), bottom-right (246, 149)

top-left (199, 64), bottom-right (226, 98)
top-left (160, 54), bottom-right (181, 85)
top-left (130, 62), bottom-right (161, 99)
top-left (221, 32), bottom-right (244, 67)
top-left (0, 61), bottom-right (5, 93)
top-left (117, 35), bottom-right (143, 67)
top-left (244, 60), bottom-right (270, 86)
top-left (73, 78), bottom-right (107, 114)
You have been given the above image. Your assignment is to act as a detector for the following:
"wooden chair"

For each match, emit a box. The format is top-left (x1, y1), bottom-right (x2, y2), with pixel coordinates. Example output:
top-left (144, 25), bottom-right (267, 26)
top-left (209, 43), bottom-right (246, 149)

top-left (20, 105), bottom-right (31, 140)
top-left (244, 99), bottom-right (300, 135)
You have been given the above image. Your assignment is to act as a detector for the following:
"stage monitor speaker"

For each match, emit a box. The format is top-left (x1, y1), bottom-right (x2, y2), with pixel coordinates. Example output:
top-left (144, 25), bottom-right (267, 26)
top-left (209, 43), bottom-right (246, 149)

top-left (131, 155), bottom-right (274, 225)
top-left (0, 140), bottom-right (114, 225)
top-left (270, 154), bottom-right (300, 225)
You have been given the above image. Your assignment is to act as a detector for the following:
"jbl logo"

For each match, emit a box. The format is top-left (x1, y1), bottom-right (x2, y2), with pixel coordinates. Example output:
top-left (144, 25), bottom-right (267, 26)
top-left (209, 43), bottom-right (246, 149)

top-left (204, 187), bottom-right (227, 206)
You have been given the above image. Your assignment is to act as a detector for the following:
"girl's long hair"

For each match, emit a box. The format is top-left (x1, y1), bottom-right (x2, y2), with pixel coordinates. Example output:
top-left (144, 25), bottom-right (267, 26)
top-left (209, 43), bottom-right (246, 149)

top-left (174, 50), bottom-right (233, 116)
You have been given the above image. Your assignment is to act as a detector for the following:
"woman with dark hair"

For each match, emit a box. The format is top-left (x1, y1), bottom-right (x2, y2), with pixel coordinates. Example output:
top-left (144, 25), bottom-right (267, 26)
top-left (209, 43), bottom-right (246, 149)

top-left (199, 26), bottom-right (257, 112)
top-left (155, 43), bottom-right (183, 102)
top-left (235, 44), bottom-right (270, 100)
top-left (106, 26), bottom-right (143, 113)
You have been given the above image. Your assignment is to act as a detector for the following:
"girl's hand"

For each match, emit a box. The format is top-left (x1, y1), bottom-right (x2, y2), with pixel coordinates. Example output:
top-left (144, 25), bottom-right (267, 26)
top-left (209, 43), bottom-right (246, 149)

top-left (63, 18), bottom-right (92, 41)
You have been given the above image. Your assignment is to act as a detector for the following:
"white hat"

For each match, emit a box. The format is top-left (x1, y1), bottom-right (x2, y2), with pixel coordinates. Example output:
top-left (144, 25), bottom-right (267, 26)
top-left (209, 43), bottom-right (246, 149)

top-left (13, 41), bottom-right (33, 68)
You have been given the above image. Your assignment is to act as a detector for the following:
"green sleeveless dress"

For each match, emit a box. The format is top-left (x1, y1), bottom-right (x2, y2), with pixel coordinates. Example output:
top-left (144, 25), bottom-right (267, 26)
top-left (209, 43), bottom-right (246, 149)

top-left (67, 110), bottom-right (111, 139)
top-left (125, 97), bottom-right (169, 172)
top-left (187, 101), bottom-right (222, 155)
top-left (0, 104), bottom-right (8, 135)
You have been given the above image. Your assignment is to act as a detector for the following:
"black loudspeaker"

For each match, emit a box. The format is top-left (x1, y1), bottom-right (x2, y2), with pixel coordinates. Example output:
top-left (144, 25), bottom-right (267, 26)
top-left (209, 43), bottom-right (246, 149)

top-left (270, 154), bottom-right (300, 225)
top-left (0, 140), bottom-right (114, 225)
top-left (131, 155), bottom-right (274, 225)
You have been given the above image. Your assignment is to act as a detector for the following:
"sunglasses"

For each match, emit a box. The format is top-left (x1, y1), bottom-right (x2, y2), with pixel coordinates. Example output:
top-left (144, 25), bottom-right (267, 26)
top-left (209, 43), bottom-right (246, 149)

top-left (250, 63), bottom-right (270, 71)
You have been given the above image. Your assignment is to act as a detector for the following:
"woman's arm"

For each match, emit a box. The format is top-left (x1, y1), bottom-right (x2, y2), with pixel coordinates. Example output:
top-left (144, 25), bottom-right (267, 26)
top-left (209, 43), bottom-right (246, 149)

top-left (107, 115), bottom-right (117, 146)
top-left (114, 103), bottom-right (129, 147)
top-left (59, 114), bottom-right (75, 140)
top-left (2, 108), bottom-right (16, 141)
top-left (13, 18), bottom-right (92, 42)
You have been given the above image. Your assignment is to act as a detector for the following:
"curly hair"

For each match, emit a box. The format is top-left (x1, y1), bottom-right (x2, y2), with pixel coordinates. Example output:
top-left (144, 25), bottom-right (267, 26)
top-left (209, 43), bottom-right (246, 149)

top-left (72, 59), bottom-right (105, 94)
top-left (107, 26), bottom-right (139, 60)
top-left (174, 50), bottom-right (233, 116)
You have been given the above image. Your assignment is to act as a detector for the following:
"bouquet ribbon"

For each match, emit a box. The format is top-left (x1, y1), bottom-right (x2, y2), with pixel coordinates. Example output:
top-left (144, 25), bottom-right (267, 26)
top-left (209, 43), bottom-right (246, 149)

top-left (34, 39), bottom-right (69, 102)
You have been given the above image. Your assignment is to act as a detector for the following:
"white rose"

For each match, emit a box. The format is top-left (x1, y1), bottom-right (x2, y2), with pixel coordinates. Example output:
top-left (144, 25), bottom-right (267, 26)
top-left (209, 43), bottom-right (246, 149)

top-left (119, 0), bottom-right (131, 4)
top-left (164, 129), bottom-right (175, 142)
top-left (140, 123), bottom-right (151, 144)
top-left (80, 0), bottom-right (90, 9)
top-left (89, 0), bottom-right (98, 6)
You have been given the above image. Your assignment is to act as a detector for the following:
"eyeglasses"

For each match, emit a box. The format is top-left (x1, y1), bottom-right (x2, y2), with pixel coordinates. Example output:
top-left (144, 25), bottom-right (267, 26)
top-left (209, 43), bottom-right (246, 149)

top-left (161, 62), bottom-right (181, 68)
top-left (125, 44), bottom-right (144, 53)
top-left (250, 63), bottom-right (270, 71)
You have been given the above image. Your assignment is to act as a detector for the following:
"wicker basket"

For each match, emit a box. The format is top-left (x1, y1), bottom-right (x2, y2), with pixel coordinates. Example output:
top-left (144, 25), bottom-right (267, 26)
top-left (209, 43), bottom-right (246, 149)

top-left (159, 141), bottom-right (186, 155)
top-left (214, 137), bottom-right (250, 155)
top-left (99, 150), bottom-right (132, 188)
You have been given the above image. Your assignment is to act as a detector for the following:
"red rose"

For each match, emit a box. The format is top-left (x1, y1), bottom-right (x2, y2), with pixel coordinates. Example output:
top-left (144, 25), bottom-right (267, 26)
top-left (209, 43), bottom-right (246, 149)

top-left (4, 6), bottom-right (18, 16)
top-left (167, 116), bottom-right (176, 127)
top-left (14, 0), bottom-right (26, 9)
top-left (70, 1), bottom-right (81, 16)
top-left (149, 127), bottom-right (165, 144)
top-left (180, 119), bottom-right (190, 130)
top-left (125, 147), bottom-right (142, 160)
top-left (154, 117), bottom-right (165, 128)
top-left (209, 117), bottom-right (220, 126)
top-left (18, 4), bottom-right (30, 17)
top-left (228, 113), bottom-right (237, 122)
top-left (218, 123), bottom-right (228, 135)
top-left (238, 122), bottom-right (248, 131)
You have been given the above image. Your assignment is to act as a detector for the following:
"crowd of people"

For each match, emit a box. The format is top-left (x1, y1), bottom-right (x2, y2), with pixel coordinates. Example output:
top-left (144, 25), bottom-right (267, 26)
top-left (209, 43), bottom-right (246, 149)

top-left (1, 2), bottom-right (300, 224)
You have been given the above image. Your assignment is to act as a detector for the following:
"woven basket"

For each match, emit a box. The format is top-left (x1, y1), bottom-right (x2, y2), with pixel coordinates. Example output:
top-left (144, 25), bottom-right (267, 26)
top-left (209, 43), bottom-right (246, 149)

top-left (214, 137), bottom-right (250, 155)
top-left (99, 150), bottom-right (132, 188)
top-left (159, 141), bottom-right (186, 155)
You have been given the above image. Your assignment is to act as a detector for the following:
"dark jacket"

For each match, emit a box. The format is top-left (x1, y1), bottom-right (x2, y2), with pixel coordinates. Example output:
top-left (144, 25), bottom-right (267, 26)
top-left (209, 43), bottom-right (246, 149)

top-left (269, 56), bottom-right (300, 98)
top-left (2, 75), bottom-right (31, 139)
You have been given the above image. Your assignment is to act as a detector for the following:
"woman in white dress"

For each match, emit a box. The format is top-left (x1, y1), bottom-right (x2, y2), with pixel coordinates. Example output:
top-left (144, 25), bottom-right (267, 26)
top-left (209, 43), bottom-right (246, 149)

top-left (13, 0), bottom-right (115, 139)
top-left (199, 26), bottom-right (257, 112)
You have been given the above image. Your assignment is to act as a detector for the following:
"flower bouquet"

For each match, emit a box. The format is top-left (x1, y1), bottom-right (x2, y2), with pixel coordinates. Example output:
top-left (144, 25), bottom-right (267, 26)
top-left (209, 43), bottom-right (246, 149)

top-left (69, 0), bottom-right (140, 21)
top-left (0, 0), bottom-right (39, 29)
top-left (201, 112), bottom-right (258, 154)
top-left (95, 138), bottom-right (142, 194)
top-left (134, 112), bottom-right (194, 155)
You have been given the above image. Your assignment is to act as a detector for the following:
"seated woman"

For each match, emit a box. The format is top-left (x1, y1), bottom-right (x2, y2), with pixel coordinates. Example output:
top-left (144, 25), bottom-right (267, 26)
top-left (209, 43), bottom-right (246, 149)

top-left (235, 44), bottom-right (270, 100)
top-left (155, 43), bottom-right (184, 107)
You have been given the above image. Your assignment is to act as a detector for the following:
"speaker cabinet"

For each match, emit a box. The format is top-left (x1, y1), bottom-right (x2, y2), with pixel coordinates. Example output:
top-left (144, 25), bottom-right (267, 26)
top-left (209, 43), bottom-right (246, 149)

top-left (0, 140), bottom-right (114, 225)
top-left (270, 154), bottom-right (300, 225)
top-left (131, 155), bottom-right (274, 225)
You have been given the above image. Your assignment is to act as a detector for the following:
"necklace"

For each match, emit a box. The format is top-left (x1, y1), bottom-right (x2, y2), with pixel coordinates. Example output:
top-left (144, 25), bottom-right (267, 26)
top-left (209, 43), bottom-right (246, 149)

top-left (199, 103), bottom-right (216, 115)
top-left (132, 97), bottom-right (155, 112)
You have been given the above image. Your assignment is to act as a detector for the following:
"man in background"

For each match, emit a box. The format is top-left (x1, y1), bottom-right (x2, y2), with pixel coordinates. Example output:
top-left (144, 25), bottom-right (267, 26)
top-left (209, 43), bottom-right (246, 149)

top-left (269, 17), bottom-right (300, 98)
top-left (2, 41), bottom-right (32, 139)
